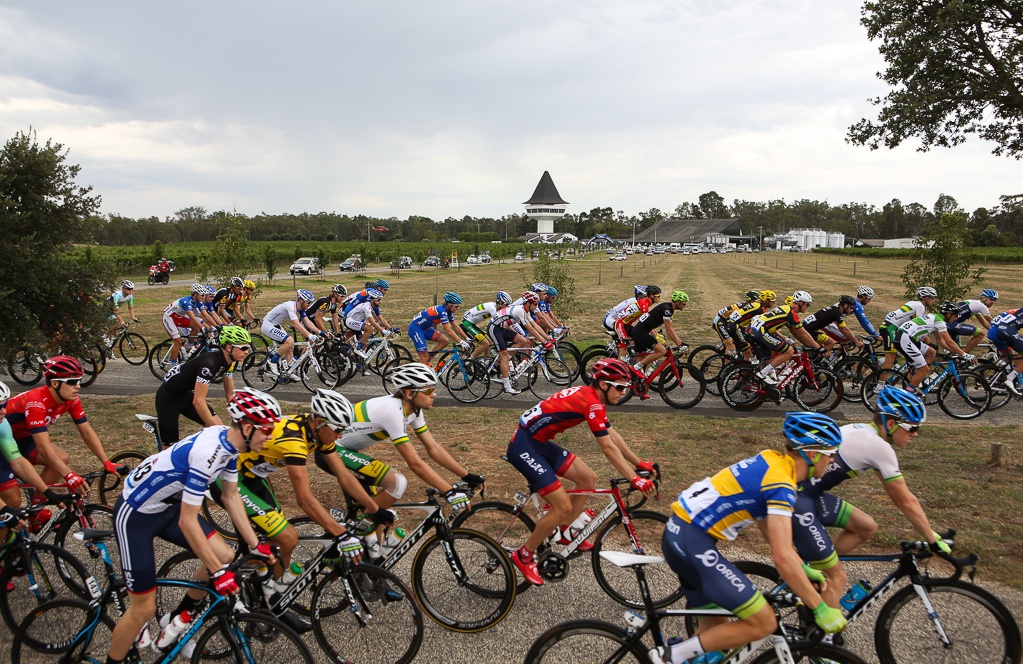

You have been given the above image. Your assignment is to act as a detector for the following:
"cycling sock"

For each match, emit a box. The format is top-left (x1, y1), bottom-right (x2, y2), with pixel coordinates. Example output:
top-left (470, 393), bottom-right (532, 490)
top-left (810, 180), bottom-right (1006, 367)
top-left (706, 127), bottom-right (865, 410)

top-left (758, 364), bottom-right (776, 378)
top-left (667, 634), bottom-right (705, 663)
top-left (269, 351), bottom-right (279, 363)
top-left (516, 545), bottom-right (534, 562)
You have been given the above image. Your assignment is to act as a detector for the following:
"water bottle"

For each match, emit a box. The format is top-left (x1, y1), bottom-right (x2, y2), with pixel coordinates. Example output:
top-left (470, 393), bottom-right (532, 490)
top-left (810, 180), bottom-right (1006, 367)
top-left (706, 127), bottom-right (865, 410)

top-left (154, 611), bottom-right (192, 651)
top-left (362, 532), bottom-right (382, 559)
top-left (279, 561), bottom-right (303, 586)
top-left (382, 527), bottom-right (407, 555)
top-left (839, 579), bottom-right (872, 612)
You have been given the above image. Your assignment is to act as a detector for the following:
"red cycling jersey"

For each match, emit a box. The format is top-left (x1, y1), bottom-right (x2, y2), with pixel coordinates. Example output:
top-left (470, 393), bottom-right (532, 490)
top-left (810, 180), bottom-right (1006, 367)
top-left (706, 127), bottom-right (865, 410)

top-left (613, 297), bottom-right (653, 339)
top-left (518, 385), bottom-right (611, 443)
top-left (5, 386), bottom-right (88, 441)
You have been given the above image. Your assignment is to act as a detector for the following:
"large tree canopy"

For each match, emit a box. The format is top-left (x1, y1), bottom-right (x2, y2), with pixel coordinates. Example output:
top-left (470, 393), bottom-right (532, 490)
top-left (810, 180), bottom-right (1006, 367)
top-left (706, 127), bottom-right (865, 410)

top-left (849, 0), bottom-right (1023, 158)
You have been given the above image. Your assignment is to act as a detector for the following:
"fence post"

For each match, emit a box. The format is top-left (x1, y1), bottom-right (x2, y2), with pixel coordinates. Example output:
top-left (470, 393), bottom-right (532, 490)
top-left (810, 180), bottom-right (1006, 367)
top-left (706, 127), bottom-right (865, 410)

top-left (598, 263), bottom-right (602, 286)
top-left (815, 261), bottom-right (818, 273)
top-left (853, 262), bottom-right (856, 276)
top-left (990, 442), bottom-right (1003, 466)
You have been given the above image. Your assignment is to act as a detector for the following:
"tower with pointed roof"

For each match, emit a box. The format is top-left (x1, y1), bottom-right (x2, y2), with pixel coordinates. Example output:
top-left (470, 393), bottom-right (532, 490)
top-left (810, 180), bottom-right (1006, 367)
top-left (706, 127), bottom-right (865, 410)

top-left (523, 171), bottom-right (568, 238)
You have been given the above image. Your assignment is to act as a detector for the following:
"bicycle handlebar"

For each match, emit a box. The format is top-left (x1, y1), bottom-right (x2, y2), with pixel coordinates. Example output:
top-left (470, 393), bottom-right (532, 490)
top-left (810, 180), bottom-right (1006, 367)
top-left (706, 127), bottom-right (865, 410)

top-left (900, 528), bottom-right (979, 582)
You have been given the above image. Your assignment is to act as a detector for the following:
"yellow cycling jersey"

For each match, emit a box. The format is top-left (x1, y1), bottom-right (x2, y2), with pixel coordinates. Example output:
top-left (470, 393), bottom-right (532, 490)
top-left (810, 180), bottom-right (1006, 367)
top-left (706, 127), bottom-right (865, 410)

top-left (749, 304), bottom-right (803, 335)
top-left (237, 414), bottom-right (335, 479)
top-left (671, 449), bottom-right (797, 541)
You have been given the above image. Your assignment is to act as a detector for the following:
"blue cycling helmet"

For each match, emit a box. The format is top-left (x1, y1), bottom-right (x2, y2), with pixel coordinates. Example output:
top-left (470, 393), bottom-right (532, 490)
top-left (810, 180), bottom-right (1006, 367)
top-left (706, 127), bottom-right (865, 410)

top-left (546, 285), bottom-right (558, 297)
top-left (296, 289), bottom-right (315, 303)
top-left (444, 291), bottom-right (462, 305)
top-left (375, 279), bottom-right (390, 289)
top-left (876, 385), bottom-right (926, 424)
top-left (496, 291), bottom-right (512, 306)
top-left (782, 412), bottom-right (843, 451)
top-left (633, 285), bottom-right (647, 297)
top-left (532, 282), bottom-right (548, 294)
top-left (981, 288), bottom-right (999, 300)
top-left (367, 288), bottom-right (384, 300)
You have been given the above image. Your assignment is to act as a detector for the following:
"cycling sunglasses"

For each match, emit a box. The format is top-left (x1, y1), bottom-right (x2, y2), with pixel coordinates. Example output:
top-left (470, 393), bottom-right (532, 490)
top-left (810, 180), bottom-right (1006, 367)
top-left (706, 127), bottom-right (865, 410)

top-left (54, 378), bottom-right (82, 386)
top-left (416, 387), bottom-right (436, 396)
top-left (606, 382), bottom-right (630, 392)
top-left (231, 345), bottom-right (252, 352)
top-left (897, 422), bottom-right (921, 434)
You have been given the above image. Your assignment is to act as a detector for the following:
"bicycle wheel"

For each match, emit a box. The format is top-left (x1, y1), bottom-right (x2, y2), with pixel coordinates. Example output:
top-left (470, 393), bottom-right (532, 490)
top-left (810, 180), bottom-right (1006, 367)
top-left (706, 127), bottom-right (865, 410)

top-left (523, 619), bottom-right (648, 663)
top-left (687, 344), bottom-right (722, 376)
top-left (528, 361), bottom-right (573, 400)
top-left (792, 368), bottom-right (842, 413)
top-left (155, 550), bottom-right (203, 620)
top-left (148, 339), bottom-right (176, 380)
top-left (7, 347), bottom-right (42, 385)
top-left (0, 541), bottom-right (93, 631)
top-left (975, 362), bottom-right (1013, 411)
top-left (657, 361), bottom-right (706, 409)
top-left (698, 353), bottom-right (733, 397)
top-left (749, 644), bottom-right (869, 664)
top-left (860, 368), bottom-right (909, 411)
top-left (78, 351), bottom-right (101, 388)
top-left (873, 579), bottom-right (1022, 664)
top-left (241, 350), bottom-right (279, 392)
top-left (299, 354), bottom-right (340, 392)
top-left (591, 509), bottom-right (683, 610)
top-left (372, 342), bottom-right (413, 375)
top-left (450, 500), bottom-right (538, 594)
top-left (551, 344), bottom-right (582, 383)
top-left (409, 528), bottom-right (516, 632)
top-left (311, 562), bottom-right (424, 664)
top-left (936, 371), bottom-right (991, 420)
top-left (99, 450), bottom-right (147, 505)
top-left (189, 611), bottom-right (315, 664)
top-left (53, 504), bottom-right (116, 590)
top-left (10, 597), bottom-right (116, 663)
top-left (117, 332), bottom-right (150, 365)
top-left (719, 363), bottom-right (767, 410)
top-left (579, 347), bottom-right (613, 386)
top-left (200, 494), bottom-right (238, 542)
top-left (445, 358), bottom-right (491, 404)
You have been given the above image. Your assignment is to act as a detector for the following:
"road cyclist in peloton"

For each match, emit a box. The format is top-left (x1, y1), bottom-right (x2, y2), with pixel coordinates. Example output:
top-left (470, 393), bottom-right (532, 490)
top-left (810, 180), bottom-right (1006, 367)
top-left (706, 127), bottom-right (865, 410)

top-left (602, 285), bottom-right (648, 336)
top-left (631, 290), bottom-right (689, 375)
top-left (488, 290), bottom-right (553, 395)
top-left (344, 288), bottom-right (389, 359)
top-left (849, 285), bottom-right (880, 340)
top-left (197, 284), bottom-right (227, 327)
top-left (711, 289), bottom-right (761, 355)
top-left (612, 285), bottom-right (663, 360)
top-left (313, 363), bottom-right (484, 559)
top-left (661, 411), bottom-right (848, 664)
top-left (212, 277), bottom-right (246, 324)
top-left (105, 388), bottom-right (284, 664)
top-left (507, 357), bottom-right (658, 586)
top-left (261, 289), bottom-right (323, 378)
top-left (880, 286), bottom-right (938, 370)
top-left (462, 290), bottom-right (513, 359)
top-left (307, 283), bottom-right (348, 336)
top-left (941, 288), bottom-right (999, 355)
top-left (105, 279), bottom-right (140, 350)
top-left (801, 295), bottom-right (865, 354)
top-left (986, 304), bottom-right (1023, 396)
top-left (408, 291), bottom-right (474, 368)
top-left (746, 290), bottom-right (823, 385)
top-left (724, 289), bottom-right (777, 362)
top-left (893, 303), bottom-right (976, 391)
top-left (162, 283), bottom-right (214, 366)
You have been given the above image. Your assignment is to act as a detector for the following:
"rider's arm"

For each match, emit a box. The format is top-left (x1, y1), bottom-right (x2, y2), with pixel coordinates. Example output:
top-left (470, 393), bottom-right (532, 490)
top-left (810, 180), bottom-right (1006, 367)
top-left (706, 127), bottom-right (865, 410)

top-left (75, 421), bottom-right (113, 468)
top-left (291, 316), bottom-right (317, 339)
top-left (178, 501), bottom-right (231, 574)
top-left (217, 478), bottom-right (263, 551)
top-left (287, 461), bottom-right (351, 537)
top-left (880, 475), bottom-right (941, 546)
top-left (853, 302), bottom-right (878, 336)
top-left (0, 428), bottom-right (47, 494)
top-left (596, 428), bottom-right (641, 479)
top-left (524, 319), bottom-right (550, 344)
top-left (312, 311), bottom-right (330, 334)
top-left (441, 321), bottom-right (466, 343)
top-left (221, 374), bottom-right (235, 401)
top-left (792, 326), bottom-right (821, 350)
top-left (192, 380), bottom-right (223, 427)
top-left (394, 434), bottom-right (454, 492)
top-left (414, 428), bottom-right (469, 481)
top-left (662, 319), bottom-right (683, 346)
top-left (936, 330), bottom-right (968, 357)
top-left (759, 514), bottom-right (828, 610)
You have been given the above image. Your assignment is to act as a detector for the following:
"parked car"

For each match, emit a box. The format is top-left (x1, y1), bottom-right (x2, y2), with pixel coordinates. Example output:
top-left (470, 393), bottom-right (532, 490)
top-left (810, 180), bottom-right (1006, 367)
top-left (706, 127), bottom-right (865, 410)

top-left (609, 252), bottom-right (626, 262)
top-left (479, 254), bottom-right (493, 264)
top-left (290, 257), bottom-right (322, 276)
top-left (339, 257), bottom-right (362, 272)
top-left (466, 254), bottom-right (480, 265)
top-left (390, 255), bottom-right (413, 269)
top-left (606, 247), bottom-right (616, 255)
top-left (514, 252), bottom-right (525, 261)
top-left (423, 256), bottom-right (440, 267)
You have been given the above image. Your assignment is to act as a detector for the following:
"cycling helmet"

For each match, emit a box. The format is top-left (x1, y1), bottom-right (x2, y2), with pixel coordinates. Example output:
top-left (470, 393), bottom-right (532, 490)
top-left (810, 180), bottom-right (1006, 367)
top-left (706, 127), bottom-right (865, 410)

top-left (531, 283), bottom-right (548, 294)
top-left (310, 389), bottom-right (355, 429)
top-left (671, 290), bottom-right (690, 303)
top-left (759, 290), bottom-right (777, 302)
top-left (365, 281), bottom-right (376, 289)
top-left (375, 279), bottom-right (390, 289)
top-left (646, 285), bottom-right (662, 296)
top-left (981, 288), bottom-right (999, 300)
top-left (590, 357), bottom-right (634, 384)
top-left (496, 291), bottom-right (512, 306)
top-left (389, 362), bottom-right (438, 390)
top-left (443, 291), bottom-right (462, 305)
top-left (633, 285), bottom-right (648, 297)
top-left (0, 380), bottom-right (11, 403)
top-left (744, 290), bottom-right (761, 302)
top-left (792, 290), bottom-right (813, 304)
top-left (121, 279), bottom-right (135, 290)
top-left (782, 412), bottom-right (842, 451)
top-left (230, 276), bottom-right (244, 288)
top-left (367, 288), bottom-right (384, 300)
top-left (219, 326), bottom-right (252, 346)
top-left (784, 296), bottom-right (795, 306)
top-left (876, 385), bottom-right (926, 424)
top-left (916, 286), bottom-right (938, 299)
top-left (857, 286), bottom-right (875, 299)
top-left (227, 388), bottom-right (282, 426)
top-left (243, 280), bottom-right (256, 289)
top-left (191, 283), bottom-right (205, 296)
top-left (203, 285), bottom-right (216, 296)
top-left (546, 286), bottom-right (558, 297)
top-left (296, 289), bottom-right (315, 303)
top-left (938, 301), bottom-right (960, 317)
top-left (838, 294), bottom-right (856, 307)
top-left (521, 291), bottom-right (540, 304)
top-left (43, 355), bottom-right (84, 380)
top-left (332, 283), bottom-right (348, 296)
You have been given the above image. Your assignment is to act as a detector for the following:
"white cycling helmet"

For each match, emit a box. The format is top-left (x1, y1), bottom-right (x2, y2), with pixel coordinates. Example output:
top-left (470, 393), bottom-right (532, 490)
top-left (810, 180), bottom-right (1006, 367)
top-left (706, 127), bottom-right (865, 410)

top-left (857, 286), bottom-right (875, 299)
top-left (389, 363), bottom-right (438, 391)
top-left (792, 290), bottom-right (813, 304)
top-left (310, 389), bottom-right (355, 429)
top-left (916, 286), bottom-right (938, 299)
top-left (191, 283), bottom-right (205, 296)
top-left (0, 380), bottom-right (10, 403)
top-left (121, 279), bottom-right (135, 290)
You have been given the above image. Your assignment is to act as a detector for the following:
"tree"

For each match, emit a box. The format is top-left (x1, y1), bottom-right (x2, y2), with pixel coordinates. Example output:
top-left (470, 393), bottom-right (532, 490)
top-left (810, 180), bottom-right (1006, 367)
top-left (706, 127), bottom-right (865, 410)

top-left (849, 1), bottom-right (1023, 158)
top-left (208, 214), bottom-right (252, 286)
top-left (902, 212), bottom-right (986, 302)
top-left (519, 251), bottom-right (578, 321)
top-left (263, 244), bottom-right (278, 284)
top-left (0, 129), bottom-right (111, 358)
top-left (698, 191), bottom-right (729, 219)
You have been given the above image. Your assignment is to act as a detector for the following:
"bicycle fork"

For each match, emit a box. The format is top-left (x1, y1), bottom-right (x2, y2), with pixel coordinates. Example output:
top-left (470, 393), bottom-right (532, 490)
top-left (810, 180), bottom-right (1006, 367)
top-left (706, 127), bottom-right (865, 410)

top-left (910, 582), bottom-right (954, 648)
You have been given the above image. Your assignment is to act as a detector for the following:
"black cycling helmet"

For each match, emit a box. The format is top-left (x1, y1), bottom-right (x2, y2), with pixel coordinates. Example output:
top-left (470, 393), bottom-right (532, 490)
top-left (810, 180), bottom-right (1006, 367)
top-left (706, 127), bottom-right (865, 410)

top-left (938, 301), bottom-right (959, 317)
top-left (744, 290), bottom-right (760, 302)
top-left (646, 285), bottom-right (662, 296)
top-left (838, 294), bottom-right (856, 307)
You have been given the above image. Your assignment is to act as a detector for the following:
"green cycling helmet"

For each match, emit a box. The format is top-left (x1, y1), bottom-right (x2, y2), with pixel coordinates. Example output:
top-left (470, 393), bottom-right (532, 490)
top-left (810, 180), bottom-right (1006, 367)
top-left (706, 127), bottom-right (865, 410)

top-left (671, 290), bottom-right (690, 303)
top-left (219, 326), bottom-right (252, 346)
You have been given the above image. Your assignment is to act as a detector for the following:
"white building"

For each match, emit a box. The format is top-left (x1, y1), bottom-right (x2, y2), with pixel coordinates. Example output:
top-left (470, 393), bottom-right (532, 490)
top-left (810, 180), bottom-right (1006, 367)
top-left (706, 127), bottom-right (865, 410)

top-left (523, 171), bottom-right (568, 239)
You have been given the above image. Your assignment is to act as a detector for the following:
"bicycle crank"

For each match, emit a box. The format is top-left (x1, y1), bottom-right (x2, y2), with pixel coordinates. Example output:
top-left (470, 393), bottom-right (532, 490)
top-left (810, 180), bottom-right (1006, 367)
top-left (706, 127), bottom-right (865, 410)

top-left (537, 551), bottom-right (569, 582)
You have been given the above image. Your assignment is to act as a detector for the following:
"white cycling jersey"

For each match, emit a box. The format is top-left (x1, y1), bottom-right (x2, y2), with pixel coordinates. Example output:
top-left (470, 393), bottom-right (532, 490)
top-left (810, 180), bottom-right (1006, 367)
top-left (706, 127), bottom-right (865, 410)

top-left (345, 301), bottom-right (376, 326)
top-left (490, 304), bottom-right (532, 330)
top-left (801, 423), bottom-right (902, 497)
top-left (884, 301), bottom-right (925, 328)
top-left (899, 313), bottom-right (947, 341)
top-left (338, 395), bottom-right (428, 451)
top-left (264, 301), bottom-right (301, 327)
top-left (463, 302), bottom-right (499, 325)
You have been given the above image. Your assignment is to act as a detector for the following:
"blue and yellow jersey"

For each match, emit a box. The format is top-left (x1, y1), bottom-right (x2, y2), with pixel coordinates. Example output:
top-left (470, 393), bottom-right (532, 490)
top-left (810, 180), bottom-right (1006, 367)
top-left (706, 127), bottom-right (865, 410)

top-left (671, 449), bottom-right (797, 541)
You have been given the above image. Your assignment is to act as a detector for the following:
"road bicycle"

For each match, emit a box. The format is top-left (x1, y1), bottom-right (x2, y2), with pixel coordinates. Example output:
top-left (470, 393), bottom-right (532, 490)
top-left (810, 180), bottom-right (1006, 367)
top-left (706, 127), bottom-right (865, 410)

top-left (101, 320), bottom-right (149, 365)
top-left (973, 346), bottom-right (1023, 411)
top-left (11, 528), bottom-right (314, 664)
top-left (5, 345), bottom-right (104, 388)
top-left (729, 530), bottom-right (1021, 664)
top-left (395, 343), bottom-right (491, 403)
top-left (147, 328), bottom-right (218, 380)
top-left (860, 355), bottom-right (991, 419)
top-left (523, 550), bottom-right (868, 664)
top-left (831, 335), bottom-right (886, 403)
top-left (334, 329), bottom-right (413, 385)
top-left (477, 342), bottom-right (575, 399)
top-left (241, 337), bottom-right (342, 392)
top-left (615, 345), bottom-right (706, 409)
top-left (451, 463), bottom-right (680, 609)
top-left (719, 348), bottom-right (842, 413)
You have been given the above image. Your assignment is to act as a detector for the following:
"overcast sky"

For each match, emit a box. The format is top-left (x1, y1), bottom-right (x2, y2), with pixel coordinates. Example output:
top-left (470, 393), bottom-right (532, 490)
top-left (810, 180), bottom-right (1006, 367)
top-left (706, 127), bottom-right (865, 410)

top-left (2, 1), bottom-right (1020, 222)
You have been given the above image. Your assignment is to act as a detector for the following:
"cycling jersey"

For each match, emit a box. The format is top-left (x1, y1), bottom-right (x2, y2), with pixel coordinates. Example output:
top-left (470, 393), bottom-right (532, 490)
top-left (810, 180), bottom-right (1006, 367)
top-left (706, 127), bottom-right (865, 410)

top-left (516, 385), bottom-right (611, 443)
top-left (109, 290), bottom-right (134, 310)
top-left (5, 385), bottom-right (87, 442)
top-left (603, 297), bottom-right (637, 329)
top-left (671, 449), bottom-right (797, 541)
top-left (307, 296), bottom-right (338, 319)
top-left (632, 302), bottom-right (676, 351)
top-left (898, 313), bottom-right (947, 341)
top-left (411, 306), bottom-right (452, 330)
top-left (727, 302), bottom-right (764, 327)
top-left (346, 301), bottom-right (377, 332)
top-left (338, 395), bottom-right (428, 451)
top-left (799, 423), bottom-right (901, 499)
top-left (749, 305), bottom-right (803, 335)
top-left (802, 305), bottom-right (848, 334)
top-left (537, 299), bottom-right (552, 314)
top-left (615, 297), bottom-right (653, 327)
top-left (987, 308), bottom-right (1023, 353)
top-left (212, 288), bottom-right (238, 311)
top-left (342, 290), bottom-right (374, 317)
top-left (884, 301), bottom-right (926, 329)
top-left (237, 414), bottom-right (335, 479)
top-left (949, 300), bottom-right (990, 322)
top-left (0, 419), bottom-right (26, 490)
top-left (264, 301), bottom-right (304, 327)
top-left (464, 302), bottom-right (499, 326)
top-left (165, 295), bottom-right (201, 318)
top-left (851, 299), bottom-right (878, 336)
top-left (490, 304), bottom-right (532, 330)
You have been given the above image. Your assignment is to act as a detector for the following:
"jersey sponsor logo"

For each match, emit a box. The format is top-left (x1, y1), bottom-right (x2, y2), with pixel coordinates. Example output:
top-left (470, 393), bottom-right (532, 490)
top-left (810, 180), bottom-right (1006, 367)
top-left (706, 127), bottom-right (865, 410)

top-left (798, 511), bottom-right (828, 552)
top-left (518, 452), bottom-right (546, 475)
top-left (695, 549), bottom-right (747, 591)
top-left (665, 518), bottom-right (680, 535)
top-left (206, 448), bottom-right (222, 469)
top-left (200, 367), bottom-right (212, 379)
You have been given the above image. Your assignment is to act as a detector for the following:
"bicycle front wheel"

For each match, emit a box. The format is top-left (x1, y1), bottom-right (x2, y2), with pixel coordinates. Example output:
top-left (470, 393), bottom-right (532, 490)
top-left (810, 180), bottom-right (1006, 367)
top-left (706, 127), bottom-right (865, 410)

top-left (657, 361), bottom-right (706, 409)
top-left (410, 528), bottom-right (516, 632)
top-left (719, 363), bottom-right (766, 411)
top-left (834, 356), bottom-right (876, 403)
top-left (299, 354), bottom-right (340, 392)
top-left (241, 350), bottom-right (279, 392)
top-left (591, 510), bottom-right (683, 609)
top-left (792, 368), bottom-right (843, 413)
top-left (445, 358), bottom-right (491, 404)
top-left (311, 562), bottom-right (424, 664)
top-left (874, 579), bottom-right (1022, 664)
top-left (147, 339), bottom-right (175, 381)
top-left (189, 611), bottom-right (315, 664)
top-left (0, 542), bottom-right (93, 631)
top-left (11, 597), bottom-right (116, 663)
top-left (53, 504), bottom-right (117, 590)
top-left (450, 500), bottom-right (537, 594)
top-left (936, 371), bottom-right (991, 420)
top-left (524, 619), bottom-right (649, 664)
top-left (118, 332), bottom-right (150, 365)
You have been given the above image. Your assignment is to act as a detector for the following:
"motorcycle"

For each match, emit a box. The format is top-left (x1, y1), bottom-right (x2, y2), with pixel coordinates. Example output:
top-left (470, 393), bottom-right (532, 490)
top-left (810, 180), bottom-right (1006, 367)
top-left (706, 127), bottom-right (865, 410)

top-left (147, 261), bottom-right (174, 285)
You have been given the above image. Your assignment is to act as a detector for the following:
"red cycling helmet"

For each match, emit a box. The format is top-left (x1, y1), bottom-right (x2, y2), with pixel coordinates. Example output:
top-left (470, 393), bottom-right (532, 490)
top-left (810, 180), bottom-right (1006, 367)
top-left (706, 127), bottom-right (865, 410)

top-left (43, 355), bottom-right (84, 380)
top-left (226, 388), bottom-right (282, 426)
top-left (521, 291), bottom-right (540, 304)
top-left (590, 358), bottom-right (634, 384)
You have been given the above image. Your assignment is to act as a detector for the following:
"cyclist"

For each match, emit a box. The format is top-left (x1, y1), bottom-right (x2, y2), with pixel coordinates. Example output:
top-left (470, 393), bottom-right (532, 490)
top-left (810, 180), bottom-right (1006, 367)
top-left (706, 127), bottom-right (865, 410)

top-left (726, 289), bottom-right (776, 360)
top-left (613, 285), bottom-right (662, 359)
top-left (881, 286), bottom-right (937, 370)
top-left (893, 305), bottom-right (975, 390)
top-left (851, 285), bottom-right (880, 339)
top-left (747, 291), bottom-right (822, 385)
top-left (797, 386), bottom-right (951, 558)
top-left (462, 290), bottom-right (513, 359)
top-left (662, 412), bottom-right (847, 664)
top-left (488, 291), bottom-right (552, 395)
top-left (631, 290), bottom-right (688, 374)
top-left (802, 295), bottom-right (864, 353)
top-left (508, 358), bottom-right (657, 586)
top-left (0, 380), bottom-right (68, 516)
top-left (602, 285), bottom-right (647, 334)
top-left (312, 363), bottom-right (483, 555)
top-left (155, 326), bottom-right (250, 448)
top-left (0, 356), bottom-right (124, 514)
top-left (942, 288), bottom-right (998, 354)
top-left (233, 279), bottom-right (260, 325)
top-left (162, 284), bottom-right (212, 365)
top-left (106, 389), bottom-right (289, 664)
top-left (261, 289), bottom-right (322, 376)
top-left (212, 277), bottom-right (245, 322)
top-left (408, 292), bottom-right (473, 367)
top-left (986, 306), bottom-right (1023, 396)
top-left (541, 285), bottom-right (567, 331)
top-left (712, 290), bottom-right (760, 352)
top-left (224, 389), bottom-right (383, 601)
top-left (307, 284), bottom-right (348, 335)
top-left (344, 288), bottom-right (389, 357)
top-left (106, 279), bottom-right (139, 341)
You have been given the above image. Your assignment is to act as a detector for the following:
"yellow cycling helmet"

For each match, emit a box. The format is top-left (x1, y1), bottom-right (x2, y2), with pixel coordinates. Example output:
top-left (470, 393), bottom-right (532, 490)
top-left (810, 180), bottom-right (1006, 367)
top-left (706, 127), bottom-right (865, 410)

top-left (243, 279), bottom-right (256, 289)
top-left (784, 295), bottom-right (795, 306)
top-left (759, 289), bottom-right (777, 302)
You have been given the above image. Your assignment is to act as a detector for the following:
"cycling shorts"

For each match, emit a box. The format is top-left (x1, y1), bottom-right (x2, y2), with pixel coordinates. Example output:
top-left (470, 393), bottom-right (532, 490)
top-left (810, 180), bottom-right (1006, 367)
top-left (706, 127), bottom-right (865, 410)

top-left (881, 324), bottom-right (897, 353)
top-left (162, 312), bottom-right (193, 340)
top-left (0, 441), bottom-right (39, 492)
top-left (505, 426), bottom-right (576, 496)
top-left (261, 320), bottom-right (291, 344)
top-left (114, 496), bottom-right (215, 594)
top-left (407, 323), bottom-right (441, 353)
top-left (662, 515), bottom-right (766, 619)
top-left (314, 447), bottom-right (391, 495)
top-left (212, 475), bottom-right (288, 538)
top-left (945, 321), bottom-right (978, 343)
top-left (987, 325), bottom-right (1023, 353)
top-left (711, 316), bottom-right (730, 342)
top-left (345, 319), bottom-right (366, 333)
top-left (460, 320), bottom-right (486, 343)
top-left (746, 326), bottom-right (790, 354)
top-left (155, 384), bottom-right (214, 447)
top-left (724, 321), bottom-right (750, 352)
top-left (790, 494), bottom-right (840, 571)
top-left (895, 331), bottom-right (928, 368)
top-left (488, 325), bottom-right (519, 352)
top-left (632, 327), bottom-right (658, 354)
